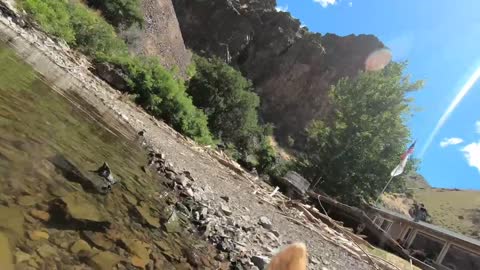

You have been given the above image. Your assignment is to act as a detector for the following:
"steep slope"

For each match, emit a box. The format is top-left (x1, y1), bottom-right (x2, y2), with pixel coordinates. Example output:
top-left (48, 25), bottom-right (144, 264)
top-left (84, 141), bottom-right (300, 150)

top-left (139, 0), bottom-right (191, 77)
top-left (172, 0), bottom-right (385, 143)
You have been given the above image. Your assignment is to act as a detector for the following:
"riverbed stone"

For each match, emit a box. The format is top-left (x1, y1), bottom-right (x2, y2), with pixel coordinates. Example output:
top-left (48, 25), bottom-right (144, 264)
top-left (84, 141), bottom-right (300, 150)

top-left (131, 256), bottom-right (150, 268)
top-left (0, 232), bottom-right (14, 270)
top-left (29, 209), bottom-right (50, 222)
top-left (17, 195), bottom-right (37, 207)
top-left (134, 205), bottom-right (160, 228)
top-left (82, 231), bottom-right (114, 250)
top-left (0, 206), bottom-right (24, 239)
top-left (122, 193), bottom-right (137, 206)
top-left (36, 244), bottom-right (58, 258)
top-left (28, 230), bottom-right (49, 241)
top-left (58, 192), bottom-right (108, 223)
top-left (126, 239), bottom-right (151, 260)
top-left (88, 251), bottom-right (122, 270)
top-left (70, 239), bottom-right (92, 255)
top-left (165, 211), bottom-right (181, 233)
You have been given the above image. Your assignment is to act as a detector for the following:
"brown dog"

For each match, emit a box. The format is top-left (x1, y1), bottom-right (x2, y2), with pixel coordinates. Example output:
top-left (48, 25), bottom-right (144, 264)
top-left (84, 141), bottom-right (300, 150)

top-left (267, 243), bottom-right (308, 270)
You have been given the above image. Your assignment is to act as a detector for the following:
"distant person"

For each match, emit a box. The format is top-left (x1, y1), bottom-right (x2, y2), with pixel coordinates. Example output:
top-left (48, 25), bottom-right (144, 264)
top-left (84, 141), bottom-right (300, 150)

top-left (410, 249), bottom-right (427, 261)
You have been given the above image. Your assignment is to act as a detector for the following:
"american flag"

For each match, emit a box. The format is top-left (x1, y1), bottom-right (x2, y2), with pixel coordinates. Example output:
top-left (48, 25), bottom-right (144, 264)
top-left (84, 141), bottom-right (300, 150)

top-left (391, 140), bottom-right (416, 177)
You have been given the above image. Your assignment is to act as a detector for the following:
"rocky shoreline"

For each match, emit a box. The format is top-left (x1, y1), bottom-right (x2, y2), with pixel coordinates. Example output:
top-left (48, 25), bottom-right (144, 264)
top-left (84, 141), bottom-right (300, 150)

top-left (0, 3), bottom-right (377, 270)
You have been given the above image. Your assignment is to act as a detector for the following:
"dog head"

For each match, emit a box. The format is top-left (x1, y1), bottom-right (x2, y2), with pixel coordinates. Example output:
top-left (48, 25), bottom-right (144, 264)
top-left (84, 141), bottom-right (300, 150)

top-left (267, 242), bottom-right (308, 270)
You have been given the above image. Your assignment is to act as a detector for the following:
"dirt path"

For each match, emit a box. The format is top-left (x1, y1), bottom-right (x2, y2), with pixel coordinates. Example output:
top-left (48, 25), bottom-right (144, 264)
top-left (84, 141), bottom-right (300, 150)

top-left (0, 8), bottom-right (374, 270)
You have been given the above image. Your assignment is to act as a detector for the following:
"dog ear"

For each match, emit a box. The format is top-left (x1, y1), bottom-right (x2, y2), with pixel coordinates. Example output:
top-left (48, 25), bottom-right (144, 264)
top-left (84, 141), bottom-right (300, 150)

top-left (267, 242), bottom-right (308, 270)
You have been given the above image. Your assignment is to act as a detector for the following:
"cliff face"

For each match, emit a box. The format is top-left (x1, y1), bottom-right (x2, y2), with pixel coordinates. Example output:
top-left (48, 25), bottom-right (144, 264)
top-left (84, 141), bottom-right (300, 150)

top-left (172, 0), bottom-right (385, 143)
top-left (139, 0), bottom-right (191, 77)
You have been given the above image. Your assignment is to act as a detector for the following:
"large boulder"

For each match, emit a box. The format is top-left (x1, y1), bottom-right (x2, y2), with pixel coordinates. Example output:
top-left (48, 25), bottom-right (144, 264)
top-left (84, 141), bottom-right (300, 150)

top-left (139, 0), bottom-right (192, 78)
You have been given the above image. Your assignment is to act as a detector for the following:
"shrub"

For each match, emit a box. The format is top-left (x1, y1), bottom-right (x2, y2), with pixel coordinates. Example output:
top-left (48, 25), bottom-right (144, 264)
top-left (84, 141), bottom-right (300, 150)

top-left (20, 0), bottom-right (76, 44)
top-left (98, 55), bottom-right (214, 144)
top-left (187, 56), bottom-right (262, 152)
top-left (21, 0), bottom-right (213, 145)
top-left (187, 56), bottom-right (278, 170)
top-left (86, 0), bottom-right (143, 28)
top-left (20, 0), bottom-right (128, 58)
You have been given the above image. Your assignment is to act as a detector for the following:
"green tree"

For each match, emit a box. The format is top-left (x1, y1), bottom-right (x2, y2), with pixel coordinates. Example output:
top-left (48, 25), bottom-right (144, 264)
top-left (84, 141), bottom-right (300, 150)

top-left (187, 56), bottom-right (263, 154)
top-left (298, 62), bottom-right (423, 205)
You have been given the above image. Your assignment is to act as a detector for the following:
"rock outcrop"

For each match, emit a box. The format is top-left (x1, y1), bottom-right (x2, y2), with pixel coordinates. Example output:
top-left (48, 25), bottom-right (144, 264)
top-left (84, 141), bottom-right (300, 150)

top-left (172, 0), bottom-right (385, 143)
top-left (139, 0), bottom-right (192, 78)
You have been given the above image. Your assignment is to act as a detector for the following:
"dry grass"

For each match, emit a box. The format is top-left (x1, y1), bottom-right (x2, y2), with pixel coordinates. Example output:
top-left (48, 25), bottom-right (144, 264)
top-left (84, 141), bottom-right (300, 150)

top-left (413, 189), bottom-right (480, 239)
top-left (366, 246), bottom-right (421, 270)
top-left (383, 188), bottom-right (480, 240)
top-left (267, 136), bottom-right (295, 161)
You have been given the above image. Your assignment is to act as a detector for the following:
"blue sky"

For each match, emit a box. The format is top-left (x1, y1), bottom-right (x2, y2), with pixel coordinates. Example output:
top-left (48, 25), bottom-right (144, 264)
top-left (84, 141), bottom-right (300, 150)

top-left (276, 0), bottom-right (480, 189)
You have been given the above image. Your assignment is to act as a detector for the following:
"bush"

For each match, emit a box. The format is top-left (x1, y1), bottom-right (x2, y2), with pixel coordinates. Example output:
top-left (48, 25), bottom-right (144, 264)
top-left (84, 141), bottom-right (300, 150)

top-left (20, 0), bottom-right (128, 58)
top-left (187, 56), bottom-right (262, 151)
top-left (98, 55), bottom-right (214, 144)
top-left (20, 0), bottom-right (76, 43)
top-left (187, 56), bottom-right (278, 170)
top-left (21, 0), bottom-right (213, 145)
top-left (86, 0), bottom-right (143, 28)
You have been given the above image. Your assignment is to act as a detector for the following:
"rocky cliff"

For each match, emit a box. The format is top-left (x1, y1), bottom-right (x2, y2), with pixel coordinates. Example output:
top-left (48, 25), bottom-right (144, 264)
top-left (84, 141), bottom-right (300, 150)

top-left (172, 0), bottom-right (385, 143)
top-left (139, 0), bottom-right (191, 77)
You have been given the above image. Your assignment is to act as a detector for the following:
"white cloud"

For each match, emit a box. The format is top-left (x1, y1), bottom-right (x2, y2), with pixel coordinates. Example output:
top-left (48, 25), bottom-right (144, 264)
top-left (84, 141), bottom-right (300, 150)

top-left (462, 142), bottom-right (480, 173)
top-left (440, 137), bottom-right (464, 148)
top-left (476, 120), bottom-right (480, 134)
top-left (348, 2), bottom-right (353, 7)
top-left (275, 5), bottom-right (288, 12)
top-left (313, 0), bottom-right (337, 8)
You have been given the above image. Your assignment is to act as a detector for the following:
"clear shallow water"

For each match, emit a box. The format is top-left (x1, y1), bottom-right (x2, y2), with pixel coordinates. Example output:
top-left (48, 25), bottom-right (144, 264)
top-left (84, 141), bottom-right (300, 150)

top-left (0, 43), bottom-right (215, 269)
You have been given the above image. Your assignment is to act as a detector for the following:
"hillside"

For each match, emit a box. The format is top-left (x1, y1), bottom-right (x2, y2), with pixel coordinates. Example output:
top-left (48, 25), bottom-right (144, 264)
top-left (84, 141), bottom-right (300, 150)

top-left (414, 188), bottom-right (480, 239)
top-left (383, 174), bottom-right (480, 240)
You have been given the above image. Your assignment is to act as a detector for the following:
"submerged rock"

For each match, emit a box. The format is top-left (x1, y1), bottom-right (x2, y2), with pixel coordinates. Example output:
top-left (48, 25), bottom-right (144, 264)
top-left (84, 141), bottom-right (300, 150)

top-left (134, 205), bottom-right (160, 228)
top-left (88, 251), bottom-right (122, 270)
top-left (15, 250), bottom-right (31, 264)
top-left (54, 192), bottom-right (108, 223)
top-left (81, 231), bottom-right (114, 250)
top-left (28, 230), bottom-right (49, 241)
top-left (126, 239), bottom-right (151, 260)
top-left (0, 232), bottom-right (14, 270)
top-left (70, 239), bottom-right (92, 255)
top-left (0, 206), bottom-right (24, 238)
top-left (165, 211), bottom-right (181, 233)
top-left (17, 195), bottom-right (38, 206)
top-left (131, 255), bottom-right (150, 268)
top-left (36, 244), bottom-right (58, 258)
top-left (29, 209), bottom-right (50, 222)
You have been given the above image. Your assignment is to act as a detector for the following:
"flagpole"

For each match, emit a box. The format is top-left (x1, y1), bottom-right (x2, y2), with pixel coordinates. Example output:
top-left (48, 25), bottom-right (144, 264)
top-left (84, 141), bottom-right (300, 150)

top-left (375, 175), bottom-right (395, 205)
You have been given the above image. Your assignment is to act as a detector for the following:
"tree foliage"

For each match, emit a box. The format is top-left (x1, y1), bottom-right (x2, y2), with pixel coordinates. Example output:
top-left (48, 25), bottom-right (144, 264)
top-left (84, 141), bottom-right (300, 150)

top-left (187, 56), bottom-right (277, 171)
top-left (297, 62), bottom-right (423, 205)
top-left (188, 57), bottom-right (261, 152)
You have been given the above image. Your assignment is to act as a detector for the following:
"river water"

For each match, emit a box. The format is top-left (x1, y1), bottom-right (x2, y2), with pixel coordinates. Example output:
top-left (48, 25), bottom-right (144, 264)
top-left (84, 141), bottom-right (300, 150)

top-left (0, 43), bottom-right (216, 269)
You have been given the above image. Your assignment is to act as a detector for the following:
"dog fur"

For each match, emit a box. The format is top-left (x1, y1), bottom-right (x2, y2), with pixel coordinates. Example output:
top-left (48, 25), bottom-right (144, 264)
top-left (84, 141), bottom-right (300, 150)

top-left (267, 242), bottom-right (308, 270)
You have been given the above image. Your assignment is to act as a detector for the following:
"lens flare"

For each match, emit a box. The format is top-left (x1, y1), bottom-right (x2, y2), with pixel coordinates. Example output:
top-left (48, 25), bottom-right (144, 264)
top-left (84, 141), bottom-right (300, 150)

top-left (420, 66), bottom-right (480, 157)
top-left (365, 48), bottom-right (392, 71)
